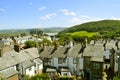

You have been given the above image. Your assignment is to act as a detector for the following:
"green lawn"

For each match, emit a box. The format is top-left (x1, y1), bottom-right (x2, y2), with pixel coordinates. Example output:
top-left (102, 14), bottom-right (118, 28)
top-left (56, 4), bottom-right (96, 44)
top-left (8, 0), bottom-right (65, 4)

top-left (70, 31), bottom-right (99, 38)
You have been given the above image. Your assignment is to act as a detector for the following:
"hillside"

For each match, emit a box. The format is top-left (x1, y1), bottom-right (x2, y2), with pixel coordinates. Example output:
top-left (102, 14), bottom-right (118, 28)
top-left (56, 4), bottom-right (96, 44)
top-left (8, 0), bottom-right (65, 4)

top-left (59, 20), bottom-right (120, 33)
top-left (0, 27), bottom-right (66, 34)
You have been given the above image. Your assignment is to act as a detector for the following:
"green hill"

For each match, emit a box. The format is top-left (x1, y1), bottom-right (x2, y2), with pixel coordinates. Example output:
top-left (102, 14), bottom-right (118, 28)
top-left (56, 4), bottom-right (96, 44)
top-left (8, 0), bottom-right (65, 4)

top-left (59, 20), bottom-right (120, 33)
top-left (0, 27), bottom-right (66, 34)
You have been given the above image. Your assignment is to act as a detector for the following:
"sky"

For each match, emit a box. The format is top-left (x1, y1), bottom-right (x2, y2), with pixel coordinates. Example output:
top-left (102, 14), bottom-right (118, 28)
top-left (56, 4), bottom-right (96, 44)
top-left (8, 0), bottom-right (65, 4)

top-left (0, 0), bottom-right (120, 30)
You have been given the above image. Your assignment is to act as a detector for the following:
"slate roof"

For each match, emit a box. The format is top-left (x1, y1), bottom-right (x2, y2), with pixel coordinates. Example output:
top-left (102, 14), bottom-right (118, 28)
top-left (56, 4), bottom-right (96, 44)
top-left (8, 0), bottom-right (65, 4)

top-left (105, 42), bottom-right (116, 50)
top-left (58, 66), bottom-right (70, 72)
top-left (22, 60), bottom-right (34, 69)
top-left (20, 48), bottom-right (39, 60)
top-left (46, 68), bottom-right (57, 72)
top-left (39, 46), bottom-right (54, 58)
top-left (33, 58), bottom-right (43, 64)
top-left (90, 57), bottom-right (104, 62)
top-left (0, 67), bottom-right (18, 78)
top-left (0, 51), bottom-right (22, 70)
top-left (0, 48), bottom-right (39, 70)
top-left (83, 45), bottom-right (104, 58)
top-left (67, 44), bottom-right (82, 57)
top-left (51, 46), bottom-right (69, 58)
top-left (39, 46), bottom-right (71, 58)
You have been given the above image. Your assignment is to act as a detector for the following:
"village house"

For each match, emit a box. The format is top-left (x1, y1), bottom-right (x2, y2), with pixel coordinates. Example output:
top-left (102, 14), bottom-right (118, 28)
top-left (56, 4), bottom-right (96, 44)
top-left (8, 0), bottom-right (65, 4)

top-left (39, 43), bottom-right (84, 77)
top-left (0, 47), bottom-right (43, 80)
top-left (83, 44), bottom-right (104, 80)
top-left (0, 67), bottom-right (19, 80)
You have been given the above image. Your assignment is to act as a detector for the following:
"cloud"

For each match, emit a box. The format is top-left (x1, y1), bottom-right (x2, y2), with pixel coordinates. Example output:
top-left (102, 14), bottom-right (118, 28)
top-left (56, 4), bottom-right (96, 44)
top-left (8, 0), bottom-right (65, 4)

top-left (69, 15), bottom-right (106, 26)
top-left (40, 13), bottom-right (56, 20)
top-left (38, 6), bottom-right (46, 11)
top-left (0, 8), bottom-right (6, 12)
top-left (111, 16), bottom-right (120, 20)
top-left (60, 9), bottom-right (76, 16)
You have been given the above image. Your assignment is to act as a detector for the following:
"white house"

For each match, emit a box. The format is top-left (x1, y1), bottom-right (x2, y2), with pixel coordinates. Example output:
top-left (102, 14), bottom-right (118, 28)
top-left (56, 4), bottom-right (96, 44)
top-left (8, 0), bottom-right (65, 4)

top-left (39, 44), bottom-right (83, 76)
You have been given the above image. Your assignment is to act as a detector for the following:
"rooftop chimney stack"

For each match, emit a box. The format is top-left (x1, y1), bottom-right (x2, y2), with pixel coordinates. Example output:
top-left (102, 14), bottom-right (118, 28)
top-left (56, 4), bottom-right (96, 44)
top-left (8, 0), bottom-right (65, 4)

top-left (69, 41), bottom-right (73, 47)
top-left (43, 42), bottom-right (47, 50)
top-left (55, 40), bottom-right (59, 50)
top-left (14, 45), bottom-right (20, 52)
top-left (115, 40), bottom-right (119, 50)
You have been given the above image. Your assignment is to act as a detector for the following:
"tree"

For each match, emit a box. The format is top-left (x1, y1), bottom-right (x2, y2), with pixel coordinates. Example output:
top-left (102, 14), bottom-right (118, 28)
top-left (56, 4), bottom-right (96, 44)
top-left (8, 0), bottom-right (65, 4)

top-left (58, 33), bottom-right (73, 46)
top-left (25, 41), bottom-right (35, 48)
top-left (30, 29), bottom-right (43, 36)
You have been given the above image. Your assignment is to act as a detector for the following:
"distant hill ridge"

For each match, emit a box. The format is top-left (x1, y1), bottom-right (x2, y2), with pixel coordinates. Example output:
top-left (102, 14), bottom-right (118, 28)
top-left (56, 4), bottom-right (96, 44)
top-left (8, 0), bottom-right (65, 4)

top-left (0, 27), bottom-right (66, 33)
top-left (59, 20), bottom-right (120, 33)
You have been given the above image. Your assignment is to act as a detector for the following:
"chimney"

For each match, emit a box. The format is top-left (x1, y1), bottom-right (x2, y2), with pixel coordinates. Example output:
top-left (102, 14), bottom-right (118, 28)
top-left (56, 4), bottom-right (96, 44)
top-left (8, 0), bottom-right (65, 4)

top-left (103, 40), bottom-right (107, 51)
top-left (69, 41), bottom-right (73, 47)
top-left (35, 43), bottom-right (39, 48)
top-left (55, 40), bottom-right (59, 50)
top-left (50, 41), bottom-right (59, 55)
top-left (83, 38), bottom-right (88, 47)
top-left (115, 40), bottom-right (119, 50)
top-left (43, 42), bottom-right (47, 50)
top-left (11, 36), bottom-right (17, 44)
top-left (79, 45), bottom-right (85, 54)
top-left (14, 44), bottom-right (20, 52)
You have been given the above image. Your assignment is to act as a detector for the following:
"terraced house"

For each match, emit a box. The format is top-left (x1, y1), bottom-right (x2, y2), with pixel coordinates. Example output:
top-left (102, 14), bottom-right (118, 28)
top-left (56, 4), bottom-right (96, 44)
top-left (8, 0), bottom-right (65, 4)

top-left (0, 43), bottom-right (43, 80)
top-left (0, 36), bottom-right (120, 80)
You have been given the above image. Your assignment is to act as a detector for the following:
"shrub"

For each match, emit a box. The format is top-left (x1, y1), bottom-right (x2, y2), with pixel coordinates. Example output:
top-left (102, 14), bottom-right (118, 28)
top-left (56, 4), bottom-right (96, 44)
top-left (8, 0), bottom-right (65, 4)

top-left (29, 73), bottom-right (49, 80)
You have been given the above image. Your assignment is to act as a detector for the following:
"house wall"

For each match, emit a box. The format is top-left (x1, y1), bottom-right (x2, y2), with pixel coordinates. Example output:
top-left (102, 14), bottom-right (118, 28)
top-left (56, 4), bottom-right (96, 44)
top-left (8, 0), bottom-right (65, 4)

top-left (34, 61), bottom-right (43, 74)
top-left (77, 58), bottom-right (84, 75)
top-left (7, 74), bottom-right (19, 80)
top-left (53, 57), bottom-right (84, 75)
top-left (84, 56), bottom-right (91, 70)
top-left (67, 57), bottom-right (83, 75)
top-left (90, 62), bottom-right (103, 79)
top-left (25, 66), bottom-right (35, 76)
top-left (38, 64), bottom-right (43, 74)
top-left (114, 57), bottom-right (118, 72)
top-left (53, 58), bottom-right (67, 69)
top-left (67, 57), bottom-right (76, 74)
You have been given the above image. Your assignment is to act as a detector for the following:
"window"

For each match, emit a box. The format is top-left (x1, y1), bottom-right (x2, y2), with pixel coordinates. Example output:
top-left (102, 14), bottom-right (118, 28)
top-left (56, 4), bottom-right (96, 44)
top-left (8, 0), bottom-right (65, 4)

top-left (29, 67), bottom-right (32, 71)
top-left (44, 58), bottom-right (51, 65)
top-left (44, 58), bottom-right (51, 62)
top-left (93, 63), bottom-right (100, 69)
top-left (58, 58), bottom-right (63, 64)
top-left (73, 58), bottom-right (77, 64)
top-left (58, 58), bottom-right (66, 64)
top-left (63, 58), bottom-right (66, 63)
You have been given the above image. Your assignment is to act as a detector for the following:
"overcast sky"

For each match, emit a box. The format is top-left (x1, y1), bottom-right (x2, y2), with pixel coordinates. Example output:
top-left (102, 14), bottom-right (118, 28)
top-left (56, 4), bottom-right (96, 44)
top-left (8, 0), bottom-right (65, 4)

top-left (0, 0), bottom-right (120, 30)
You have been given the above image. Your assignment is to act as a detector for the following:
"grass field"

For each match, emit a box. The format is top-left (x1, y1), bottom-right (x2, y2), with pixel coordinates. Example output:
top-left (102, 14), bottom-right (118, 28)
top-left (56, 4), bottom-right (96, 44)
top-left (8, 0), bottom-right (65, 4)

top-left (70, 31), bottom-right (99, 38)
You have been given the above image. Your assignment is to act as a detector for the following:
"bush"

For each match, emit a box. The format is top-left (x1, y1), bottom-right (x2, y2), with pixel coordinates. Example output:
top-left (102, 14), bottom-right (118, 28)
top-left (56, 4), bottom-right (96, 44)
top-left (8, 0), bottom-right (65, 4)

top-left (29, 73), bottom-right (49, 80)
top-left (58, 76), bottom-right (76, 80)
